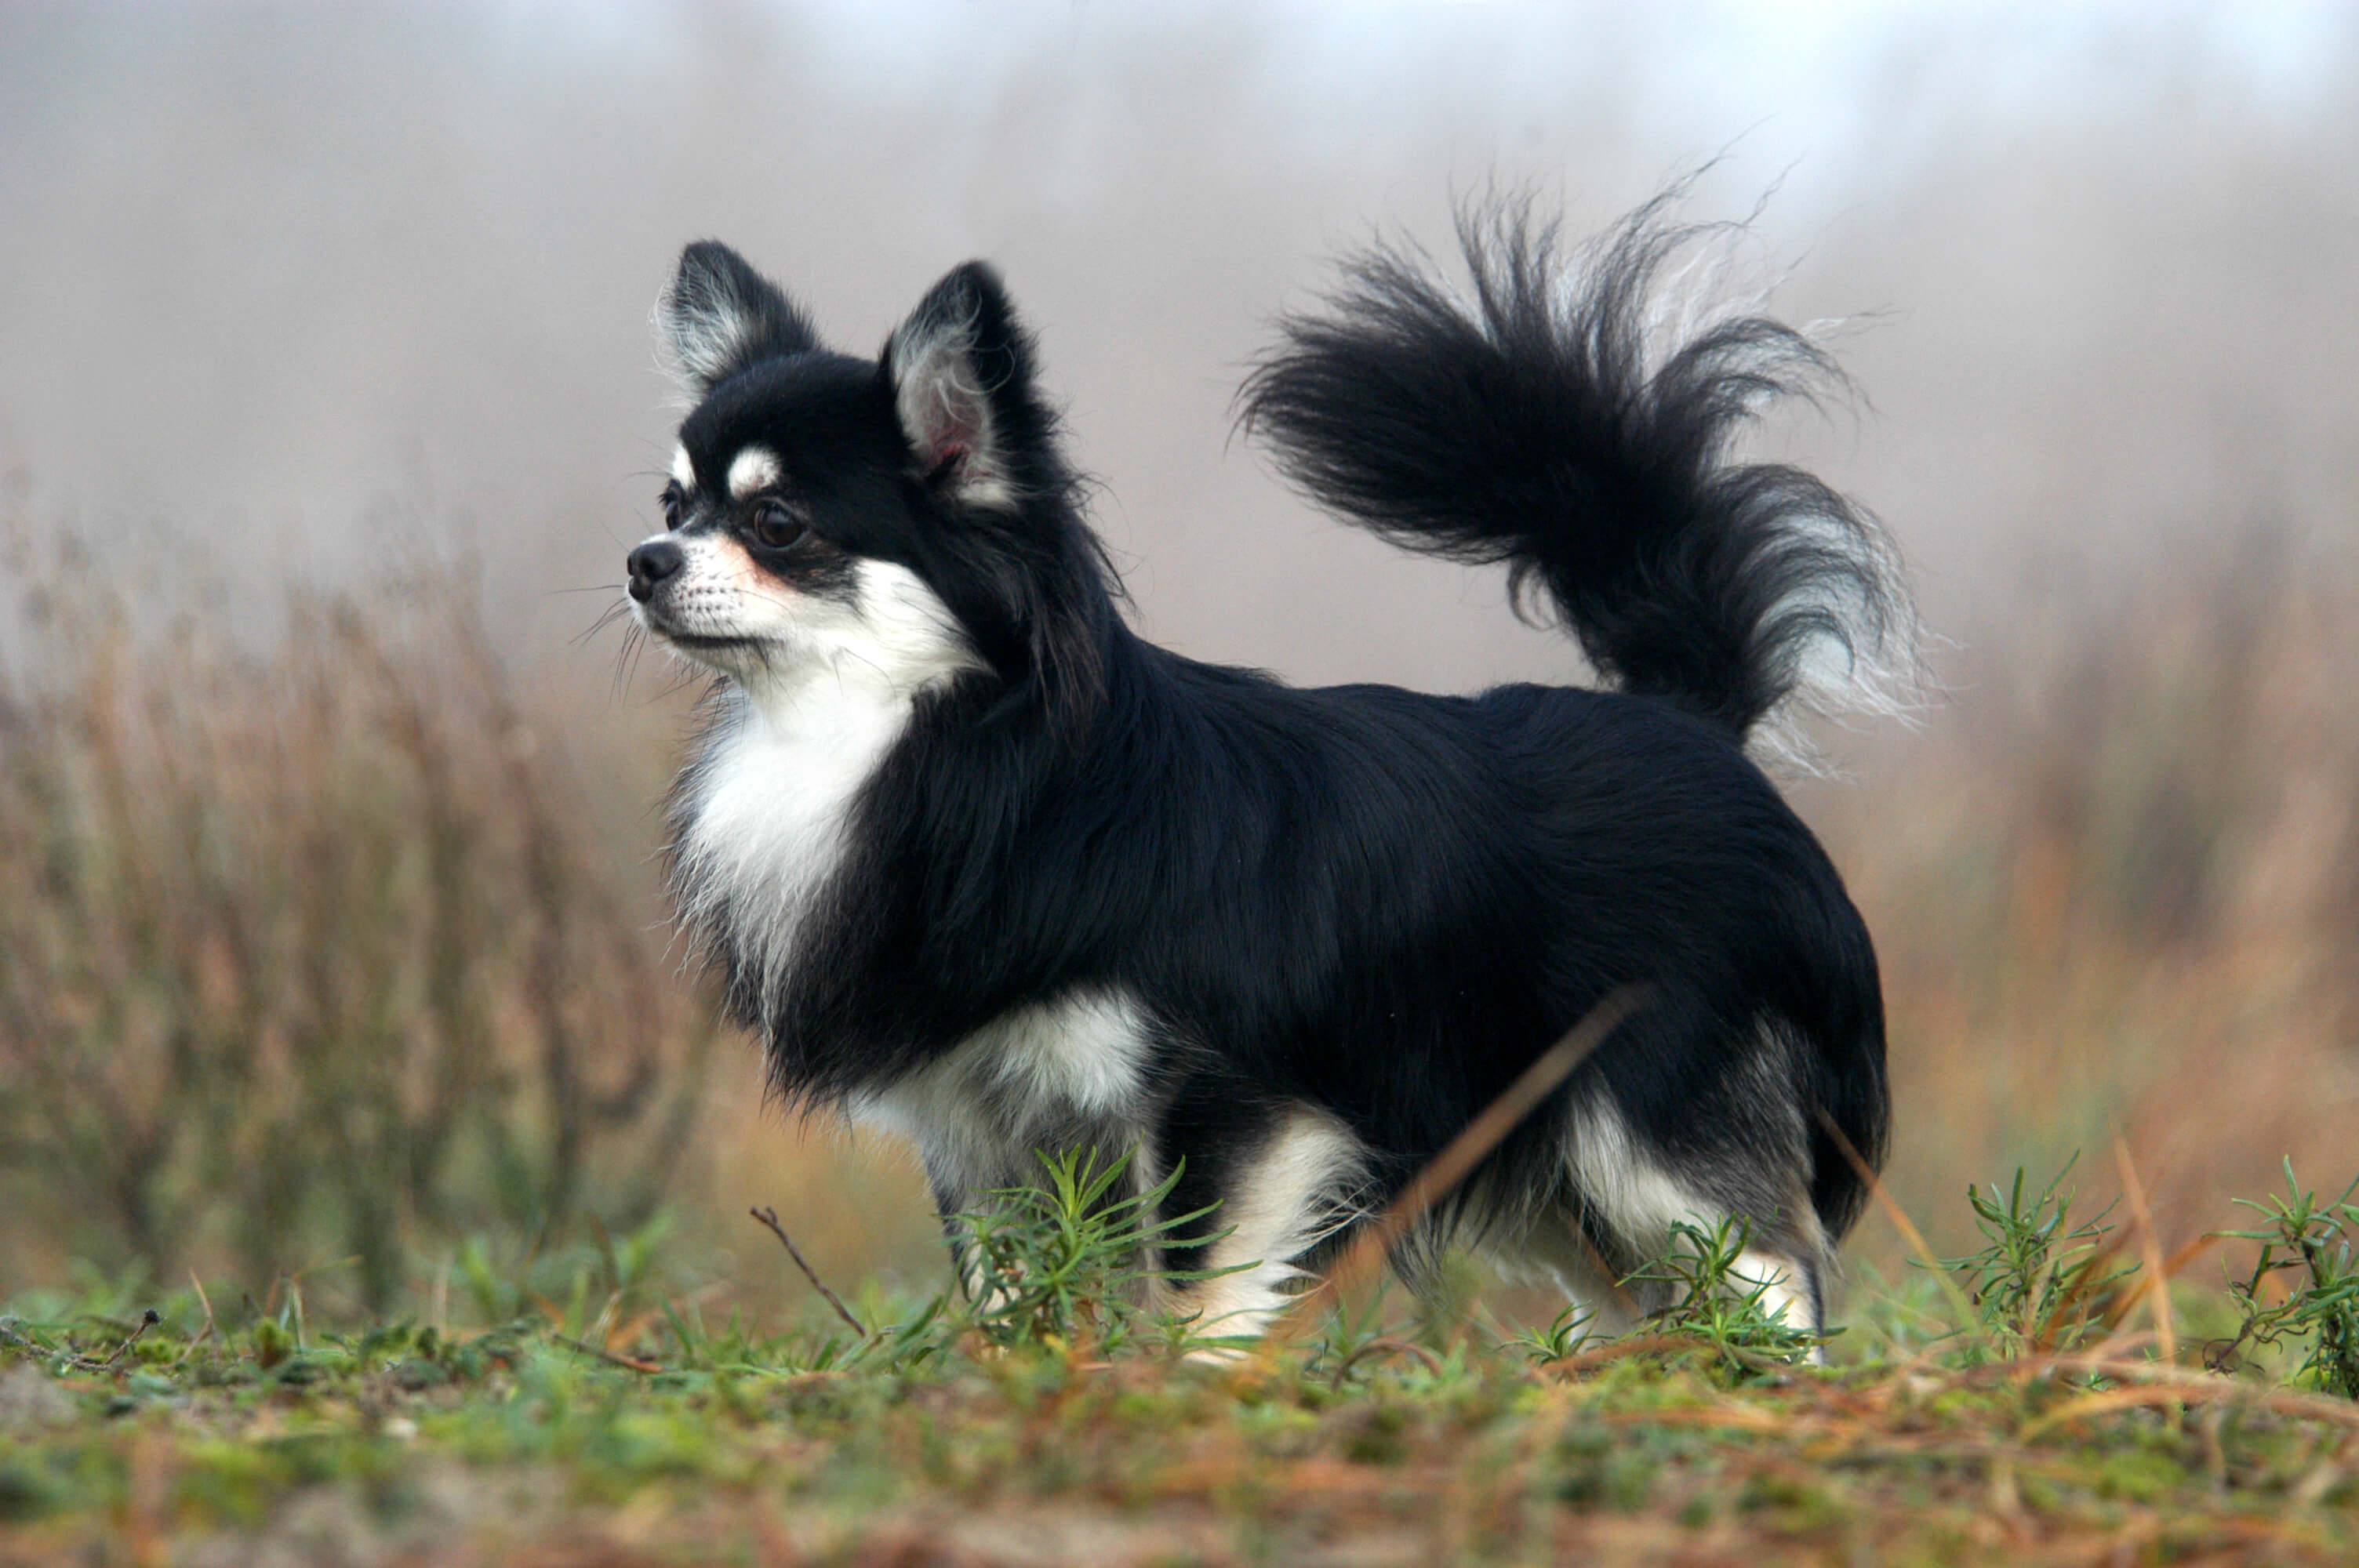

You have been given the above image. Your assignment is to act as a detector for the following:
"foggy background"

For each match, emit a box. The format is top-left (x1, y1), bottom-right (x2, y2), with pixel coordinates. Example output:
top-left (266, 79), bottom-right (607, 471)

top-left (5, 2), bottom-right (2353, 696)
top-left (5, 2), bottom-right (2358, 1304)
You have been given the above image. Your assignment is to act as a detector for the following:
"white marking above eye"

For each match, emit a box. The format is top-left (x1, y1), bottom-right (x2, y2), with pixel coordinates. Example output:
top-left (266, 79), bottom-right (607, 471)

top-left (670, 444), bottom-right (694, 491)
top-left (729, 446), bottom-right (782, 499)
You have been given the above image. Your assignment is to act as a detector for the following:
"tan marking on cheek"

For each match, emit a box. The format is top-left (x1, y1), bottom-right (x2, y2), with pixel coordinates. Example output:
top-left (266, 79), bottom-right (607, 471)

top-left (707, 534), bottom-right (798, 601)
top-left (711, 535), bottom-right (761, 592)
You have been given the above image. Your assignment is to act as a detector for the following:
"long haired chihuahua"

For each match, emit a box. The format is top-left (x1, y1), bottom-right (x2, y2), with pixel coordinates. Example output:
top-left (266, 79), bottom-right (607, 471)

top-left (625, 194), bottom-right (1913, 1338)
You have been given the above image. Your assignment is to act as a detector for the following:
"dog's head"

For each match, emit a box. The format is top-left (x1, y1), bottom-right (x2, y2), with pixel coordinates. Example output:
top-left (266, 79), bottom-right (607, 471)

top-left (627, 242), bottom-right (1109, 726)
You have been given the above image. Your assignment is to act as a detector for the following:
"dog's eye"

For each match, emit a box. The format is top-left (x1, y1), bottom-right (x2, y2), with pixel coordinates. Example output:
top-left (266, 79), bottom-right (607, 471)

top-left (747, 501), bottom-right (807, 552)
top-left (660, 483), bottom-right (684, 530)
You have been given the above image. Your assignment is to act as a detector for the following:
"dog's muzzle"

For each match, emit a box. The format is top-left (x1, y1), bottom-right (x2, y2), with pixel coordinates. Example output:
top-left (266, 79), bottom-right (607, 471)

top-left (627, 539), bottom-right (685, 604)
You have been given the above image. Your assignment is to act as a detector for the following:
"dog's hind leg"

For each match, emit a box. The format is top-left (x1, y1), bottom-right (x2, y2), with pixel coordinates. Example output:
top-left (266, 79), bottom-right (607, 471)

top-left (1539, 1082), bottom-right (1831, 1341)
top-left (1150, 1089), bottom-right (1376, 1345)
top-left (1478, 1208), bottom-right (1647, 1341)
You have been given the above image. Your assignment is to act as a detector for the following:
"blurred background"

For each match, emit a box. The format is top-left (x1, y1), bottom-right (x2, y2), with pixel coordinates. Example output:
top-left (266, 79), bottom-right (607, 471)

top-left (2, 2), bottom-right (2354, 1323)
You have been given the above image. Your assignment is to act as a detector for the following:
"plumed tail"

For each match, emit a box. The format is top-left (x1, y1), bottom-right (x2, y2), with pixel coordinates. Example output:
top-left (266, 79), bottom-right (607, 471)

top-left (1241, 191), bottom-right (1917, 759)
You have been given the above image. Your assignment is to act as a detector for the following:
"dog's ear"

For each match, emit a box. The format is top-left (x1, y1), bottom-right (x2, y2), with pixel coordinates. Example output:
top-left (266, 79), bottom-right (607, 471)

top-left (884, 262), bottom-right (1045, 510)
top-left (657, 241), bottom-right (820, 398)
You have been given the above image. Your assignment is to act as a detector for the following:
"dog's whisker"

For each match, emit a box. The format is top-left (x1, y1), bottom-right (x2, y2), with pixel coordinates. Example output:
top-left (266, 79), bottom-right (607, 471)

top-left (577, 601), bottom-right (634, 647)
top-left (611, 623), bottom-right (648, 703)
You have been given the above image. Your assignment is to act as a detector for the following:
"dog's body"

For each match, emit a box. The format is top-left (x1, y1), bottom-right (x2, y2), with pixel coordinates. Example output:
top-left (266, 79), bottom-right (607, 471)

top-left (627, 198), bottom-right (1910, 1338)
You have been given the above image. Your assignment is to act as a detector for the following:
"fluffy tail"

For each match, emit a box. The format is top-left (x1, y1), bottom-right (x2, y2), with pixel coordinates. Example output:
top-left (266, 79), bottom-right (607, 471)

top-left (1241, 192), bottom-right (1916, 757)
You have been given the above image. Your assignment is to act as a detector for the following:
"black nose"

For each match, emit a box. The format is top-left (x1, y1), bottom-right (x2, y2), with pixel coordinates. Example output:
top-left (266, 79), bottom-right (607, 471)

top-left (627, 539), bottom-right (684, 602)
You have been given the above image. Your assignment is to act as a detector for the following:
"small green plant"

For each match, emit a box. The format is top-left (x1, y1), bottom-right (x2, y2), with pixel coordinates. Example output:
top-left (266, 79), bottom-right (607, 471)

top-left (1511, 1301), bottom-right (1600, 1365)
top-left (1938, 1156), bottom-right (2136, 1352)
top-left (449, 1212), bottom-right (678, 1341)
top-left (953, 1149), bottom-right (1227, 1353)
top-left (2215, 1161), bottom-right (2359, 1398)
top-left (1627, 1217), bottom-right (1830, 1380)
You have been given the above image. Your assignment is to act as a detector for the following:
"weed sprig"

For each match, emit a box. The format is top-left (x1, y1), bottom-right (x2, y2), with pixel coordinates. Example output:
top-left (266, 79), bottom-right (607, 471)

top-left (1630, 1217), bottom-right (1834, 1378)
top-left (1937, 1156), bottom-right (2139, 1354)
top-left (2215, 1161), bottom-right (2359, 1397)
top-left (952, 1149), bottom-right (1234, 1355)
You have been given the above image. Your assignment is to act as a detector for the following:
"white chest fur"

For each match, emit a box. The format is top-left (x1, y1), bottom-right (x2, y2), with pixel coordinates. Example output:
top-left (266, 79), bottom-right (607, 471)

top-left (673, 675), bottom-right (911, 1010)
top-left (667, 558), bottom-right (987, 1013)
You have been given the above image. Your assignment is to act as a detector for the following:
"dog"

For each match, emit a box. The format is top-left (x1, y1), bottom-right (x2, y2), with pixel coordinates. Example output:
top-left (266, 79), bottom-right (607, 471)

top-left (623, 194), bottom-right (1911, 1341)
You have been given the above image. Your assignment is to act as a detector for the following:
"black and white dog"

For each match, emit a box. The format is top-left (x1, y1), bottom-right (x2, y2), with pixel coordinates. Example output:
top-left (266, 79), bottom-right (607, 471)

top-left (624, 196), bottom-right (1910, 1339)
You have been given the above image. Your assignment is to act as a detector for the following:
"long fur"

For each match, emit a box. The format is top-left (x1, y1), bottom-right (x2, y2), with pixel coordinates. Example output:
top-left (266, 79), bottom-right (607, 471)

top-left (624, 194), bottom-right (1906, 1339)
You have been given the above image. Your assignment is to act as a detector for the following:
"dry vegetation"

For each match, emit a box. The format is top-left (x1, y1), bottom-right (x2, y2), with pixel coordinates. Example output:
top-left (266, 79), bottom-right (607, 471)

top-left (0, 506), bottom-right (718, 1312)
top-left (2, 499), bottom-right (2357, 1564)
top-left (1815, 526), bottom-right (2359, 1259)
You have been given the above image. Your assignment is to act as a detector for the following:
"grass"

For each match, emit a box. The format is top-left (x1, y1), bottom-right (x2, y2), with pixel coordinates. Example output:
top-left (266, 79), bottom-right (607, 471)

top-left (5, 501), bottom-right (2359, 1562)
top-left (3, 1160), bottom-right (2357, 1566)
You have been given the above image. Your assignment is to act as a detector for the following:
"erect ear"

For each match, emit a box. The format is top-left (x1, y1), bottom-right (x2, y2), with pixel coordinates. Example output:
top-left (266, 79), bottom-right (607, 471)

top-left (656, 241), bottom-right (820, 398)
top-left (883, 262), bottom-right (1042, 510)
